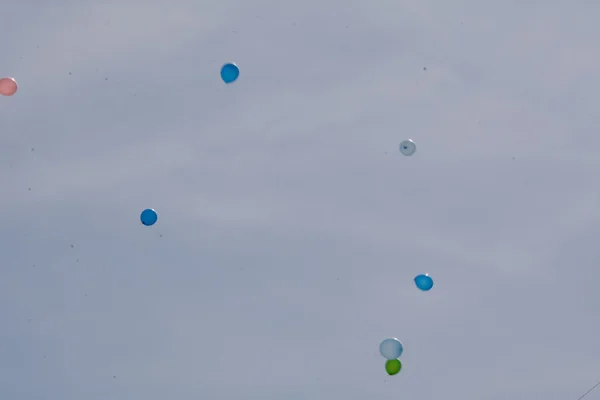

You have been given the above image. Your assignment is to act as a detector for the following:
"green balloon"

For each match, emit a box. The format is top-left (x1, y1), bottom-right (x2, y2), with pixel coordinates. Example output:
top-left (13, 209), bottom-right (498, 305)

top-left (385, 359), bottom-right (402, 375)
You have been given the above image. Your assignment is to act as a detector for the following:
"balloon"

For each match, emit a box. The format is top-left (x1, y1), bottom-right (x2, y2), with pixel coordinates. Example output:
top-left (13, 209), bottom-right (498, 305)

top-left (379, 338), bottom-right (403, 360)
top-left (220, 63), bottom-right (240, 84)
top-left (414, 274), bottom-right (434, 291)
top-left (399, 139), bottom-right (416, 156)
top-left (140, 208), bottom-right (158, 226)
top-left (0, 77), bottom-right (17, 96)
top-left (385, 359), bottom-right (402, 376)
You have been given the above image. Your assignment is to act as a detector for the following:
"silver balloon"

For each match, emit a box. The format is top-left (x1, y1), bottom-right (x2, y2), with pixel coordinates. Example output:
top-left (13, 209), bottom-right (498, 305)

top-left (379, 338), bottom-right (404, 360)
top-left (399, 139), bottom-right (416, 156)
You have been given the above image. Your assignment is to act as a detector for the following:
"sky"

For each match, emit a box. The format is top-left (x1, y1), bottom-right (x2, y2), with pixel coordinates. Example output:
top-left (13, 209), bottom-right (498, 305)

top-left (1, 0), bottom-right (600, 399)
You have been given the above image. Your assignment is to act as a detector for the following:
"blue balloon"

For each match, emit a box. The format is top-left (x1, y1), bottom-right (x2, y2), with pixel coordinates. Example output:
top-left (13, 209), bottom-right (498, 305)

top-left (379, 338), bottom-right (404, 360)
top-left (140, 208), bottom-right (158, 226)
top-left (220, 63), bottom-right (240, 84)
top-left (414, 274), bottom-right (434, 291)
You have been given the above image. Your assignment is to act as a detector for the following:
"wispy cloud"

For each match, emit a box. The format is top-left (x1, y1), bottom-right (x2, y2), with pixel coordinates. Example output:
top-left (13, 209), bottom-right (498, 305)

top-left (2, 0), bottom-right (600, 399)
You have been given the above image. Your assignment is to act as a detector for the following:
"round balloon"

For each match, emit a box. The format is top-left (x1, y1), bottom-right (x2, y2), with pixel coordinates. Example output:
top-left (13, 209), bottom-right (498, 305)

top-left (0, 77), bottom-right (17, 96)
top-left (379, 338), bottom-right (403, 360)
top-left (140, 208), bottom-right (158, 226)
top-left (414, 274), bottom-right (434, 291)
top-left (385, 359), bottom-right (402, 376)
top-left (399, 139), bottom-right (416, 156)
top-left (220, 63), bottom-right (240, 84)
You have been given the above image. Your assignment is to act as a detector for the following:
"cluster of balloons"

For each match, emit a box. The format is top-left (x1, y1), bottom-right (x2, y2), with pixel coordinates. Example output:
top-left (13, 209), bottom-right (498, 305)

top-left (379, 275), bottom-right (432, 378)
top-left (7, 59), bottom-right (432, 381)
top-left (379, 338), bottom-right (403, 376)
top-left (385, 139), bottom-right (434, 376)
top-left (0, 77), bottom-right (17, 96)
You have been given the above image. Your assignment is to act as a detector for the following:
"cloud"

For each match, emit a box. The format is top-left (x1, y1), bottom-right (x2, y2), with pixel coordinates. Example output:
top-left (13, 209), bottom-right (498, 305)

top-left (2, 1), bottom-right (600, 399)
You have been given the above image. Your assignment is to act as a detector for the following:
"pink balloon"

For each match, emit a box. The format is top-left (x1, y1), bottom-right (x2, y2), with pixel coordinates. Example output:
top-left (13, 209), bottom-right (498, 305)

top-left (0, 77), bottom-right (17, 96)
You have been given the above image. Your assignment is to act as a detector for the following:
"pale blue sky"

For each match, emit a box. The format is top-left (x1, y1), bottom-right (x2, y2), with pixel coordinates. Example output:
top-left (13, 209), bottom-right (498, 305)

top-left (1, 1), bottom-right (600, 399)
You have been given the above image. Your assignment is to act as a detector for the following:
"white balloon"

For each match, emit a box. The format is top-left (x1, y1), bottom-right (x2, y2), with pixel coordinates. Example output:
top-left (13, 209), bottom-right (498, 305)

top-left (379, 338), bottom-right (404, 360)
top-left (399, 139), bottom-right (416, 156)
